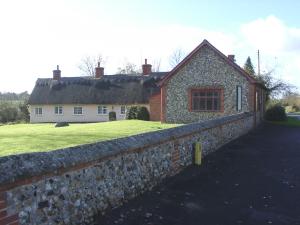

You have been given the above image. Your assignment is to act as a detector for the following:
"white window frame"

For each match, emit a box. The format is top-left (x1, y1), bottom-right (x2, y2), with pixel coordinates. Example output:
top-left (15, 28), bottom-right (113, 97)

top-left (98, 105), bottom-right (108, 115)
top-left (73, 106), bottom-right (83, 115)
top-left (54, 106), bottom-right (63, 115)
top-left (34, 107), bottom-right (43, 116)
top-left (236, 86), bottom-right (242, 111)
top-left (120, 105), bottom-right (126, 115)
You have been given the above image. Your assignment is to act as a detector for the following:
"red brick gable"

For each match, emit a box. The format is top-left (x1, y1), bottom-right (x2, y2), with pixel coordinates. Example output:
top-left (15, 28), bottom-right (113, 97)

top-left (149, 93), bottom-right (161, 121)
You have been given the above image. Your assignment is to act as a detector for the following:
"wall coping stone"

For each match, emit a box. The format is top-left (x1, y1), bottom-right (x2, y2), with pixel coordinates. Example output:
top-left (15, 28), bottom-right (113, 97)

top-left (0, 112), bottom-right (253, 187)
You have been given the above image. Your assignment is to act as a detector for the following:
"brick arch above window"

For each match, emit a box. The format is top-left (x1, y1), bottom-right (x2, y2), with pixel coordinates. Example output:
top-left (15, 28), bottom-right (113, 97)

top-left (188, 87), bottom-right (224, 112)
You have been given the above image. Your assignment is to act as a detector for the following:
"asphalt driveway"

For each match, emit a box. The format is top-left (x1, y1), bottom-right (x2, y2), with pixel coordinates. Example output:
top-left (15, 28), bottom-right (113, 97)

top-left (95, 123), bottom-right (300, 225)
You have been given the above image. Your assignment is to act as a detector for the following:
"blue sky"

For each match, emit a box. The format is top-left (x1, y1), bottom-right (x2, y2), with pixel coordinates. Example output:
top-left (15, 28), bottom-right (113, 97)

top-left (0, 0), bottom-right (299, 92)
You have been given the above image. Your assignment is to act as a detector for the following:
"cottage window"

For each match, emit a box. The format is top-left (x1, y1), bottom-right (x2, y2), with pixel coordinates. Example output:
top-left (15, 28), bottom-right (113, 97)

top-left (236, 86), bottom-right (242, 111)
top-left (190, 88), bottom-right (222, 112)
top-left (120, 105), bottom-right (126, 115)
top-left (74, 106), bottom-right (83, 115)
top-left (55, 106), bottom-right (63, 115)
top-left (98, 105), bottom-right (108, 114)
top-left (35, 107), bottom-right (43, 116)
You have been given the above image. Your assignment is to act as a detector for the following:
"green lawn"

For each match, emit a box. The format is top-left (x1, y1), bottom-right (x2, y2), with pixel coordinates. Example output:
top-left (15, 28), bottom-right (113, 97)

top-left (271, 117), bottom-right (300, 127)
top-left (0, 120), bottom-right (179, 157)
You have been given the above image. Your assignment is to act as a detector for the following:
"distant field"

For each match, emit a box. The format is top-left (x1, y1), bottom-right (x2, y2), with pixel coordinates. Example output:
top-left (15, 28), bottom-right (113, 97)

top-left (0, 120), bottom-right (180, 157)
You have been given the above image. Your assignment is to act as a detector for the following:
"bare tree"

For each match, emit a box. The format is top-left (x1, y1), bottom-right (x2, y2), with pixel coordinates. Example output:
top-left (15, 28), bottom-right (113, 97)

top-left (78, 54), bottom-right (106, 77)
top-left (152, 59), bottom-right (161, 72)
top-left (117, 62), bottom-right (140, 74)
top-left (169, 48), bottom-right (185, 68)
top-left (256, 70), bottom-right (296, 100)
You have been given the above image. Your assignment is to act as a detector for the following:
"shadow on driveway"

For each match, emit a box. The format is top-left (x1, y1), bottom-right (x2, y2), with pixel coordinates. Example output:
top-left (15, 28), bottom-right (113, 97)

top-left (95, 123), bottom-right (300, 225)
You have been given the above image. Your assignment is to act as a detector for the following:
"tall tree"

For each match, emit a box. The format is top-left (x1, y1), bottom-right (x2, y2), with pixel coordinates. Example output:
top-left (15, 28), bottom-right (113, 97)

top-left (244, 56), bottom-right (255, 76)
top-left (78, 54), bottom-right (106, 77)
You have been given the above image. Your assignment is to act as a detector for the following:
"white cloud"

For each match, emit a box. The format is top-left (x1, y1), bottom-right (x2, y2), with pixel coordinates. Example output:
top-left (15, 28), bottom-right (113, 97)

top-left (0, 4), bottom-right (299, 94)
top-left (239, 15), bottom-right (300, 89)
top-left (241, 15), bottom-right (300, 54)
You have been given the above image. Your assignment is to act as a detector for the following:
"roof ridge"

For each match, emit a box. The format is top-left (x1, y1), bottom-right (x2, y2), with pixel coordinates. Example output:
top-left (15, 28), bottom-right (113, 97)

top-left (159, 39), bottom-right (257, 86)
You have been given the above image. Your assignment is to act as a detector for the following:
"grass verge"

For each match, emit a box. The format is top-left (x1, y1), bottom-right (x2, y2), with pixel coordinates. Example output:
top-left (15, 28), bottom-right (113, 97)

top-left (0, 120), bottom-right (180, 157)
top-left (270, 117), bottom-right (300, 127)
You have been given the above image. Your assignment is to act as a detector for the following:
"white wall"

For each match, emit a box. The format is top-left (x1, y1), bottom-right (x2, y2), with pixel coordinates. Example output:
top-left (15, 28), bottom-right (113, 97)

top-left (29, 104), bottom-right (149, 123)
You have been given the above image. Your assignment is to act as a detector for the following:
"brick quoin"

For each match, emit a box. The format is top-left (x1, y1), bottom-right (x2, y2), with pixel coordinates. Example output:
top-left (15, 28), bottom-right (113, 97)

top-left (0, 214), bottom-right (19, 225)
top-left (0, 210), bottom-right (7, 218)
top-left (0, 192), bottom-right (19, 225)
top-left (7, 221), bottom-right (19, 225)
top-left (160, 86), bottom-right (166, 122)
top-left (0, 202), bottom-right (5, 211)
top-left (0, 192), bottom-right (5, 201)
top-left (171, 141), bottom-right (181, 174)
top-left (149, 93), bottom-right (161, 121)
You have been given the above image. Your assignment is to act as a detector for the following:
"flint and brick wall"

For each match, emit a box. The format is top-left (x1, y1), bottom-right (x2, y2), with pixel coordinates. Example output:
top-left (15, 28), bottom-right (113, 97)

top-left (0, 113), bottom-right (255, 225)
top-left (164, 45), bottom-right (252, 123)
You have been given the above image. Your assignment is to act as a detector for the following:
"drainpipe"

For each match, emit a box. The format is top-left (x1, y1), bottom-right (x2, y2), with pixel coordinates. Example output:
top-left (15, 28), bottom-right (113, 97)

top-left (254, 85), bottom-right (257, 127)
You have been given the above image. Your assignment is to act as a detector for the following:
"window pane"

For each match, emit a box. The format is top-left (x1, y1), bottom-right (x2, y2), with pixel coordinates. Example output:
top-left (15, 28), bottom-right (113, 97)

top-left (207, 92), bottom-right (213, 97)
top-left (207, 98), bottom-right (213, 110)
top-left (190, 89), bottom-right (222, 112)
top-left (199, 98), bottom-right (206, 110)
top-left (193, 98), bottom-right (199, 110)
top-left (237, 86), bottom-right (242, 111)
top-left (121, 106), bottom-right (126, 114)
top-left (214, 98), bottom-right (220, 110)
top-left (98, 105), bottom-right (108, 114)
top-left (74, 107), bottom-right (82, 114)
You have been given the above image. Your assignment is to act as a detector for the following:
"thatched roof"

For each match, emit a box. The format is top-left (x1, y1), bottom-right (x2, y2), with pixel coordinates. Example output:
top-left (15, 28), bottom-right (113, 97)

top-left (28, 72), bottom-right (167, 105)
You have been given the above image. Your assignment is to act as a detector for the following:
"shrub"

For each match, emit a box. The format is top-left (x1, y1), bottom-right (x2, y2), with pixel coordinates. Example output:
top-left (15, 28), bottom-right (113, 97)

top-left (0, 101), bottom-right (29, 123)
top-left (265, 105), bottom-right (287, 121)
top-left (285, 105), bottom-right (294, 113)
top-left (55, 122), bottom-right (69, 127)
top-left (18, 101), bottom-right (30, 122)
top-left (0, 103), bottom-right (18, 123)
top-left (292, 104), bottom-right (300, 112)
top-left (109, 111), bottom-right (116, 121)
top-left (126, 106), bottom-right (138, 119)
top-left (136, 106), bottom-right (150, 121)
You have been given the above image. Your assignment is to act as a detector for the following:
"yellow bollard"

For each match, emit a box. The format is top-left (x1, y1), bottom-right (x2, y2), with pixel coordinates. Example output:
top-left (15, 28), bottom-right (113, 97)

top-left (194, 142), bottom-right (202, 166)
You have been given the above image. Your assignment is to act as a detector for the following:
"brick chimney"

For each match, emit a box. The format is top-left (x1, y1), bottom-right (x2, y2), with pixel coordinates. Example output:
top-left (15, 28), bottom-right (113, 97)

top-left (53, 65), bottom-right (61, 80)
top-left (95, 62), bottom-right (104, 78)
top-left (142, 59), bottom-right (152, 75)
top-left (228, 55), bottom-right (235, 62)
